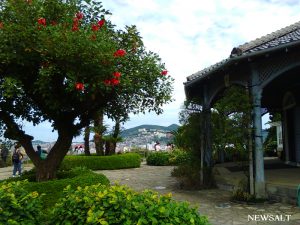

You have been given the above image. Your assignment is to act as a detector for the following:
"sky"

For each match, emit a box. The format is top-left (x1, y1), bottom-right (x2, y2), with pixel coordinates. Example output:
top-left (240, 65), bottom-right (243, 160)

top-left (24, 0), bottom-right (300, 142)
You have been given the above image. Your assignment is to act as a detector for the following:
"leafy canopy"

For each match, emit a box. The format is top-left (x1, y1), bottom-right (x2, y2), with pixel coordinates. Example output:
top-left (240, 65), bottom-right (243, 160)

top-left (0, 0), bottom-right (173, 139)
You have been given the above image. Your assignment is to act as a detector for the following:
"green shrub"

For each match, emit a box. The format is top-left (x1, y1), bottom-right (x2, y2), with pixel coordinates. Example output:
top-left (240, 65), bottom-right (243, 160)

top-left (51, 184), bottom-right (210, 225)
top-left (0, 181), bottom-right (44, 225)
top-left (25, 169), bottom-right (109, 209)
top-left (231, 189), bottom-right (256, 202)
top-left (146, 150), bottom-right (191, 166)
top-left (146, 151), bottom-right (170, 166)
top-left (60, 153), bottom-right (141, 171)
top-left (169, 149), bottom-right (192, 165)
top-left (171, 163), bottom-right (202, 189)
top-left (3, 167), bottom-right (110, 210)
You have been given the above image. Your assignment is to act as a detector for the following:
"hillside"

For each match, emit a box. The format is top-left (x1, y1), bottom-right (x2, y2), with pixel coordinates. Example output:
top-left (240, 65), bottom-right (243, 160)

top-left (121, 124), bottom-right (179, 137)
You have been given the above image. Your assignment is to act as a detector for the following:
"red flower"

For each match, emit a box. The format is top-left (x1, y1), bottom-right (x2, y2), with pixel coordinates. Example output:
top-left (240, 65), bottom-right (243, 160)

top-left (111, 78), bottom-right (120, 85)
top-left (72, 25), bottom-right (79, 31)
top-left (73, 17), bottom-right (79, 24)
top-left (37, 18), bottom-right (46, 26)
top-left (104, 79), bottom-right (111, 85)
top-left (98, 19), bottom-right (105, 28)
top-left (113, 49), bottom-right (126, 57)
top-left (76, 12), bottom-right (84, 20)
top-left (161, 70), bottom-right (168, 75)
top-left (0, 22), bottom-right (3, 29)
top-left (72, 18), bottom-right (80, 31)
top-left (91, 24), bottom-right (99, 31)
top-left (75, 82), bottom-right (84, 91)
top-left (113, 72), bottom-right (121, 78)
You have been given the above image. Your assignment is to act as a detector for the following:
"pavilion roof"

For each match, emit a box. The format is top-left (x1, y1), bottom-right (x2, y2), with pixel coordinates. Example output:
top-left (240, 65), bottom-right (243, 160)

top-left (186, 21), bottom-right (300, 83)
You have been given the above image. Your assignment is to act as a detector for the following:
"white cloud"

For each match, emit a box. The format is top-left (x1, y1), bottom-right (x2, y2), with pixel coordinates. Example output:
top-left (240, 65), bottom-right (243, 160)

top-left (23, 0), bottom-right (300, 141)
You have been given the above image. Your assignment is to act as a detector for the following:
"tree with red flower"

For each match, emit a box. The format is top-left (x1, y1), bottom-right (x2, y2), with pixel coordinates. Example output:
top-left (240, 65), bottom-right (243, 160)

top-left (0, 0), bottom-right (173, 181)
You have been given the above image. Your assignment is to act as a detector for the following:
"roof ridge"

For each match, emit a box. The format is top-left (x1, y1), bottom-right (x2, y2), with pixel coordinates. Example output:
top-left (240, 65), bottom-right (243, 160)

top-left (236, 20), bottom-right (300, 53)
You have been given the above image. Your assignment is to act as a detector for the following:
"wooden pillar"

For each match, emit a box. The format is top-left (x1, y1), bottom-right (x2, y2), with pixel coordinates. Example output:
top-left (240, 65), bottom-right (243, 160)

top-left (251, 67), bottom-right (266, 198)
top-left (203, 85), bottom-right (213, 167)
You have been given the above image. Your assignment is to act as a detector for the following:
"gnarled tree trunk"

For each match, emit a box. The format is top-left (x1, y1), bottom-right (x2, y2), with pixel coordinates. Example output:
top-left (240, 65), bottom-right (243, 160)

top-left (20, 130), bottom-right (74, 182)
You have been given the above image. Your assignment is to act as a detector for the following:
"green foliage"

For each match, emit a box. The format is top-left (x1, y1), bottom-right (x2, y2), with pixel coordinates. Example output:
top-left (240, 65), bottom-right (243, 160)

top-left (60, 153), bottom-right (141, 170)
top-left (51, 184), bottom-right (210, 225)
top-left (169, 149), bottom-right (192, 165)
top-left (173, 112), bottom-right (202, 152)
top-left (231, 178), bottom-right (265, 203)
top-left (0, 181), bottom-right (44, 225)
top-left (212, 85), bottom-right (251, 161)
top-left (146, 151), bottom-right (170, 166)
top-left (231, 189), bottom-right (256, 202)
top-left (0, 0), bottom-right (173, 137)
top-left (171, 152), bottom-right (215, 190)
top-left (4, 167), bottom-right (109, 210)
top-left (263, 126), bottom-right (277, 156)
top-left (171, 163), bottom-right (201, 189)
top-left (0, 0), bottom-right (173, 180)
top-left (146, 150), bottom-right (191, 166)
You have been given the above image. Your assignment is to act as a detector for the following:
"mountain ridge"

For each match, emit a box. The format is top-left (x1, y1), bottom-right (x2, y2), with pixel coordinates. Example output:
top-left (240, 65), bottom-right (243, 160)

top-left (121, 124), bottom-right (179, 137)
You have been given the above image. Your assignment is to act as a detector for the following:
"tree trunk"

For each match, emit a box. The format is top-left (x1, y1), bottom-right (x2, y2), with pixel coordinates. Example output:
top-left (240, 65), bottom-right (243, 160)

top-left (111, 119), bottom-right (120, 154)
top-left (94, 134), bottom-right (104, 155)
top-left (94, 111), bottom-right (105, 155)
top-left (84, 126), bottom-right (91, 156)
top-left (105, 141), bottom-right (115, 155)
top-left (33, 131), bottom-right (73, 181)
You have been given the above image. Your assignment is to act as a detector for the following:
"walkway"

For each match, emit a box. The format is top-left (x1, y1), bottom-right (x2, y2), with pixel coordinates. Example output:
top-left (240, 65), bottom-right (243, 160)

top-left (0, 164), bottom-right (33, 180)
top-left (0, 163), bottom-right (299, 224)
top-left (96, 163), bottom-right (300, 225)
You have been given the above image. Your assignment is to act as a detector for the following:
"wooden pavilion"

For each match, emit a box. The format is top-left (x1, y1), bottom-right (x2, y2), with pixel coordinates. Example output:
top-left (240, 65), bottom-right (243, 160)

top-left (184, 21), bottom-right (300, 198)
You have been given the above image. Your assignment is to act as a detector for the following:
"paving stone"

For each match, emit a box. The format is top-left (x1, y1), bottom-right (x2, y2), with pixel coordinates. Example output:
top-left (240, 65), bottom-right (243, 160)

top-left (292, 213), bottom-right (300, 220)
top-left (1, 163), bottom-right (300, 225)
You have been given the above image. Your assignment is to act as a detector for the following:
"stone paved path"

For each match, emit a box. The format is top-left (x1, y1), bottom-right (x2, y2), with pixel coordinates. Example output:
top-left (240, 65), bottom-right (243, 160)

top-left (96, 163), bottom-right (300, 225)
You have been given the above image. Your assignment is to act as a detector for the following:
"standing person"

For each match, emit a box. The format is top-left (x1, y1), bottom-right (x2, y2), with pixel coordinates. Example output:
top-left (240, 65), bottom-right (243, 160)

top-left (154, 141), bottom-right (161, 151)
top-left (166, 143), bottom-right (172, 152)
top-left (36, 145), bottom-right (42, 158)
top-left (12, 143), bottom-right (23, 177)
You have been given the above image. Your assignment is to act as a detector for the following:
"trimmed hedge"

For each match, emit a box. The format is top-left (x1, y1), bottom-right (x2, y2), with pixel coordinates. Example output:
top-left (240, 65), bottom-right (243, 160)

top-left (3, 167), bottom-right (110, 210)
top-left (25, 169), bottom-right (109, 209)
top-left (147, 150), bottom-right (191, 166)
top-left (60, 153), bottom-right (141, 171)
top-left (147, 151), bottom-right (170, 166)
top-left (51, 184), bottom-right (210, 225)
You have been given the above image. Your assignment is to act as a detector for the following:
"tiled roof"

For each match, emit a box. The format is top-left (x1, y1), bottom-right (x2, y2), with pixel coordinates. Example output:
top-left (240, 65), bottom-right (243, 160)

top-left (186, 59), bottom-right (230, 82)
top-left (236, 21), bottom-right (300, 55)
top-left (186, 21), bottom-right (300, 83)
